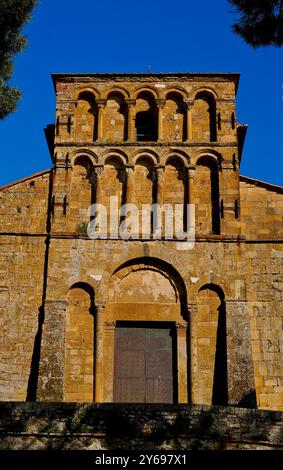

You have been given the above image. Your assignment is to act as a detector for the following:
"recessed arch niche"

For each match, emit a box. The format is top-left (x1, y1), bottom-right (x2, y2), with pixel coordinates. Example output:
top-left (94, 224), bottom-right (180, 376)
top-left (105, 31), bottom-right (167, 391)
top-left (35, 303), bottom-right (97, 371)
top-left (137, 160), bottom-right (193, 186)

top-left (64, 283), bottom-right (95, 402)
top-left (102, 257), bottom-right (189, 404)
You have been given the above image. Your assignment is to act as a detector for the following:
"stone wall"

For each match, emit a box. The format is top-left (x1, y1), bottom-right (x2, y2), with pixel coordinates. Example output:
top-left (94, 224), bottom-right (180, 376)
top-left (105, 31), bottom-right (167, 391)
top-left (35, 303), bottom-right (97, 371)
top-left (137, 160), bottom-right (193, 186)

top-left (0, 171), bottom-right (50, 234)
top-left (0, 171), bottom-right (50, 402)
top-left (0, 73), bottom-right (282, 411)
top-left (0, 236), bottom-right (282, 408)
top-left (247, 242), bottom-right (283, 410)
top-left (0, 403), bottom-right (282, 450)
top-left (240, 178), bottom-right (283, 239)
top-left (0, 235), bottom-right (47, 401)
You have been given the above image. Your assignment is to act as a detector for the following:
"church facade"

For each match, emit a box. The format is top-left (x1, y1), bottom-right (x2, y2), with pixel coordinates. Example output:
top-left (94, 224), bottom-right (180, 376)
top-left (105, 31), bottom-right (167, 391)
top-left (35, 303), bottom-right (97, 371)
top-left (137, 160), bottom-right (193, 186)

top-left (0, 73), bottom-right (282, 410)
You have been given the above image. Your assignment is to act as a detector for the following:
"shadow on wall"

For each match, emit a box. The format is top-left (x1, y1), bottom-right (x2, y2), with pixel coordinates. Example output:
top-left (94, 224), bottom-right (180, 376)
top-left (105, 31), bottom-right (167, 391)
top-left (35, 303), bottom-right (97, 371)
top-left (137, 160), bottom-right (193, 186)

top-left (26, 171), bottom-right (54, 401)
top-left (237, 390), bottom-right (257, 408)
top-left (212, 299), bottom-right (228, 406)
top-left (0, 404), bottom-right (279, 451)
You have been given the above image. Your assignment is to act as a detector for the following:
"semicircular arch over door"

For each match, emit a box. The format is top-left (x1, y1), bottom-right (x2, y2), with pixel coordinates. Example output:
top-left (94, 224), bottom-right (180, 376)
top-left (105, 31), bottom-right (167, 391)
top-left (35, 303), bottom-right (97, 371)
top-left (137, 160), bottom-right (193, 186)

top-left (102, 258), bottom-right (189, 404)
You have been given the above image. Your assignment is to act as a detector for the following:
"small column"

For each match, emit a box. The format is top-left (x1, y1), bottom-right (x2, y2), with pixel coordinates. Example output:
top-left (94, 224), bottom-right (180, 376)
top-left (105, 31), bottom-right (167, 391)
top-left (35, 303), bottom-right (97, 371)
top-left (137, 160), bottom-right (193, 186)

top-left (94, 300), bottom-right (106, 402)
top-left (94, 166), bottom-right (104, 204)
top-left (156, 99), bottom-right (166, 142)
top-left (187, 302), bottom-right (198, 404)
top-left (121, 167), bottom-right (135, 237)
top-left (176, 320), bottom-right (189, 403)
top-left (184, 99), bottom-right (194, 141)
top-left (125, 166), bottom-right (135, 205)
top-left (154, 167), bottom-right (165, 238)
top-left (103, 321), bottom-right (116, 402)
top-left (187, 166), bottom-right (196, 231)
top-left (126, 99), bottom-right (136, 142)
top-left (97, 99), bottom-right (106, 141)
top-left (90, 166), bottom-right (104, 235)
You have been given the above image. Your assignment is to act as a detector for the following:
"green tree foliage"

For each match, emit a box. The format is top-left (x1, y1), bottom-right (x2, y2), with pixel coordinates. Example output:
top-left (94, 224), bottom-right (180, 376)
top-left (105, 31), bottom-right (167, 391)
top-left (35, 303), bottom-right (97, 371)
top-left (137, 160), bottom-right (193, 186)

top-left (228, 0), bottom-right (283, 47)
top-left (0, 0), bottom-right (37, 119)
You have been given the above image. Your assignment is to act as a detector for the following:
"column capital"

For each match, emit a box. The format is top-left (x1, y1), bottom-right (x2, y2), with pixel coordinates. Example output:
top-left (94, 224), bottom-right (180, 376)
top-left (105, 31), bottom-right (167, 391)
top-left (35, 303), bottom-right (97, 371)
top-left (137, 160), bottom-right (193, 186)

top-left (94, 165), bottom-right (104, 176)
top-left (184, 98), bottom-right (195, 109)
top-left (96, 300), bottom-right (106, 312)
top-left (176, 320), bottom-right (188, 330)
top-left (156, 98), bottom-right (166, 108)
top-left (156, 166), bottom-right (165, 175)
top-left (187, 302), bottom-right (197, 316)
top-left (125, 166), bottom-right (134, 175)
top-left (125, 99), bottom-right (136, 106)
top-left (221, 160), bottom-right (235, 170)
top-left (188, 165), bottom-right (196, 178)
top-left (104, 320), bottom-right (116, 330)
top-left (96, 99), bottom-right (106, 108)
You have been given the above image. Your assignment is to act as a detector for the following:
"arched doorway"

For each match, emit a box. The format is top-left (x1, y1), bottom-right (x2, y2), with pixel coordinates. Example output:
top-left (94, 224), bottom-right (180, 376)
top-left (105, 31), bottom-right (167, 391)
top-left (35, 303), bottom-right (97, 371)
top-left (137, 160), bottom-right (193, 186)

top-left (103, 257), bottom-right (189, 404)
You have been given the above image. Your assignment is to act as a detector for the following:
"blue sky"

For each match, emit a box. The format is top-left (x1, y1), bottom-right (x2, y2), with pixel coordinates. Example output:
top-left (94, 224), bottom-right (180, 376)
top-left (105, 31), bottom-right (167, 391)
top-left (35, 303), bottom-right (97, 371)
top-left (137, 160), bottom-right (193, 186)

top-left (0, 0), bottom-right (282, 186)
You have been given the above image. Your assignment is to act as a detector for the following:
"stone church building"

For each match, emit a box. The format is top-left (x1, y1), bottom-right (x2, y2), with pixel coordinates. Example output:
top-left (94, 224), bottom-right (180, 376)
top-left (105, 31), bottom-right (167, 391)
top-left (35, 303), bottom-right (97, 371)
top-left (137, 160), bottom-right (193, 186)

top-left (0, 73), bottom-right (282, 411)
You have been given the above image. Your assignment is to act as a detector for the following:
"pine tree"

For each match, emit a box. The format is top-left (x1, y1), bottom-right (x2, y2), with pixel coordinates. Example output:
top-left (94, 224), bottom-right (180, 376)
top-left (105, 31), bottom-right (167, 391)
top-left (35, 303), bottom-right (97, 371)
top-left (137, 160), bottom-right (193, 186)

top-left (0, 0), bottom-right (37, 119)
top-left (228, 0), bottom-right (283, 47)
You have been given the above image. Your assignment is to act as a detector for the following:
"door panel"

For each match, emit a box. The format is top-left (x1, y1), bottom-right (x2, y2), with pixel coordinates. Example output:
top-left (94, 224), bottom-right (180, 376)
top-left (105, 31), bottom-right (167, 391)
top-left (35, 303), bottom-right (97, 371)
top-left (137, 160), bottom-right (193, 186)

top-left (115, 349), bottom-right (145, 378)
top-left (146, 328), bottom-right (172, 351)
top-left (114, 324), bottom-right (175, 403)
top-left (114, 377), bottom-right (145, 403)
top-left (115, 327), bottom-right (145, 350)
top-left (114, 328), bottom-right (145, 403)
top-left (146, 378), bottom-right (173, 403)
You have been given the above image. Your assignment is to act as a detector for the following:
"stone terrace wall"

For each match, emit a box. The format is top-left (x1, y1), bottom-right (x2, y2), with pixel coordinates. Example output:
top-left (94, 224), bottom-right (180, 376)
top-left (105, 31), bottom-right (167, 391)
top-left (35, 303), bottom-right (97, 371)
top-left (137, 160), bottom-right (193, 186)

top-left (0, 403), bottom-right (282, 450)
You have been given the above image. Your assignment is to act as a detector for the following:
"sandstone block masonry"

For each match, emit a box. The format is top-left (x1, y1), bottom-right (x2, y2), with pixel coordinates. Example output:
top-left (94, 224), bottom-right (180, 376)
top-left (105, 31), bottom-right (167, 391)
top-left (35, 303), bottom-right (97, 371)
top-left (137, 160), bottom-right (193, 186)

top-left (0, 73), bottom-right (282, 410)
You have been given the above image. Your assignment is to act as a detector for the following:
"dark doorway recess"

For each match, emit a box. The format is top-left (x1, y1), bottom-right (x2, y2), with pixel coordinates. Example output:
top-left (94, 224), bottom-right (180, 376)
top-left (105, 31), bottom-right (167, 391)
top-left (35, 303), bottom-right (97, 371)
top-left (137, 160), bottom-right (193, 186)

top-left (136, 112), bottom-right (157, 141)
top-left (114, 321), bottom-right (177, 403)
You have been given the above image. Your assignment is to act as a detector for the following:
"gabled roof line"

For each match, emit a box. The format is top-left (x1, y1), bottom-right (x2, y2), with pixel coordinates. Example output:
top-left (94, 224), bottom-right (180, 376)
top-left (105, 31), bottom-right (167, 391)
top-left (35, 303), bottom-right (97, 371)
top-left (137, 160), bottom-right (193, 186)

top-left (0, 169), bottom-right (51, 192)
top-left (240, 175), bottom-right (283, 193)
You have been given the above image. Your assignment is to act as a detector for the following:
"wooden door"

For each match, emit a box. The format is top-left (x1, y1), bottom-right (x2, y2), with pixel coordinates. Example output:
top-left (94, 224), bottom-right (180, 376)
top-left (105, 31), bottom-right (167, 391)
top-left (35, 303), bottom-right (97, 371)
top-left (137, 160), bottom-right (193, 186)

top-left (114, 323), bottom-right (175, 403)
